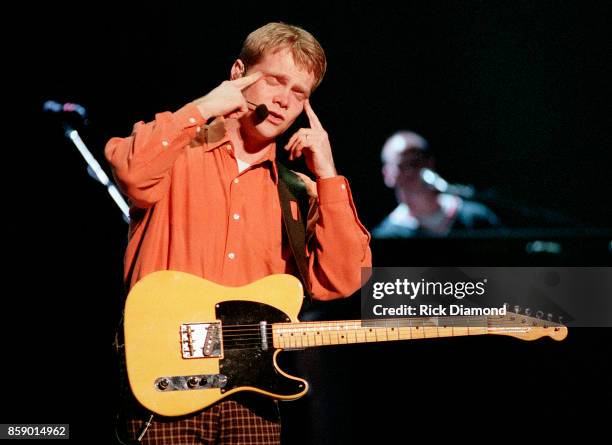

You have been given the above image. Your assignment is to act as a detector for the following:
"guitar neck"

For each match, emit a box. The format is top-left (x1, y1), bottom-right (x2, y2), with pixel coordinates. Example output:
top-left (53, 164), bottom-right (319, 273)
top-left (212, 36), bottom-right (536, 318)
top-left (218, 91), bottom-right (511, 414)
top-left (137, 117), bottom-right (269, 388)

top-left (272, 313), bottom-right (566, 348)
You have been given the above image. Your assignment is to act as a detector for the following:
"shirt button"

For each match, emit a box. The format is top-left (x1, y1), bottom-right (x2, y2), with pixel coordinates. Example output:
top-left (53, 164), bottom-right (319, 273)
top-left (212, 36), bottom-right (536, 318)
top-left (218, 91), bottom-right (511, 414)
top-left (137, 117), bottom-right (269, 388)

top-left (161, 139), bottom-right (169, 147)
top-left (227, 252), bottom-right (236, 260)
top-left (232, 213), bottom-right (240, 221)
top-left (233, 178), bottom-right (239, 184)
top-left (189, 117), bottom-right (197, 124)
top-left (226, 144), bottom-right (232, 151)
top-left (341, 183), bottom-right (346, 190)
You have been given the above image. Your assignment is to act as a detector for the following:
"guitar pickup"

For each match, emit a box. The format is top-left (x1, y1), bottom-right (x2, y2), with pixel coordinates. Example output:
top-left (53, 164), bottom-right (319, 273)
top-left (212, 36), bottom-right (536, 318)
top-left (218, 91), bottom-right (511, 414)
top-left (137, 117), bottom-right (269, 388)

top-left (180, 322), bottom-right (223, 359)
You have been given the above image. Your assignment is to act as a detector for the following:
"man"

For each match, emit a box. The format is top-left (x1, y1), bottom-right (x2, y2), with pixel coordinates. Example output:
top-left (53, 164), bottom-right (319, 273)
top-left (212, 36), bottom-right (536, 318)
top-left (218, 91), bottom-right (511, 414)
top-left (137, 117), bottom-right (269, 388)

top-left (373, 131), bottom-right (499, 238)
top-left (106, 23), bottom-right (371, 444)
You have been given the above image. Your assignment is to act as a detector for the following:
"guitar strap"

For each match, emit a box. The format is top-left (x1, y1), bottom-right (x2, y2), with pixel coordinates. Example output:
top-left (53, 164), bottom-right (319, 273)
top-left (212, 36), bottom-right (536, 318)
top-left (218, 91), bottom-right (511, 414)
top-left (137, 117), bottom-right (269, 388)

top-left (276, 161), bottom-right (314, 301)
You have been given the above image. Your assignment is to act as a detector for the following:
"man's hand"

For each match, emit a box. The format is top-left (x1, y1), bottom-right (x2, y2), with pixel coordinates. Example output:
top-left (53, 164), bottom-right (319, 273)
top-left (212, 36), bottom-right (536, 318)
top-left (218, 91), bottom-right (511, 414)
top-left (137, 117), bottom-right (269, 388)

top-left (284, 99), bottom-right (337, 179)
top-left (193, 72), bottom-right (263, 121)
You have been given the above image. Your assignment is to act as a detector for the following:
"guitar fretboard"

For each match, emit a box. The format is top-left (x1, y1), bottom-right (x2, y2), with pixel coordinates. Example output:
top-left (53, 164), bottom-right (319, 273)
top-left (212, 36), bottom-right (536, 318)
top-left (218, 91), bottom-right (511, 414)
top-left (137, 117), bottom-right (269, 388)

top-left (271, 317), bottom-right (516, 349)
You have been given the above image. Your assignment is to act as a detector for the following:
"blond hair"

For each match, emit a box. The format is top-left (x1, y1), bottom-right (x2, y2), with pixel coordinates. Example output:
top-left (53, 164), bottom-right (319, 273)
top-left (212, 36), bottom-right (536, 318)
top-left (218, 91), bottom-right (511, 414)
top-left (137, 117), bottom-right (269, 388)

top-left (239, 22), bottom-right (327, 92)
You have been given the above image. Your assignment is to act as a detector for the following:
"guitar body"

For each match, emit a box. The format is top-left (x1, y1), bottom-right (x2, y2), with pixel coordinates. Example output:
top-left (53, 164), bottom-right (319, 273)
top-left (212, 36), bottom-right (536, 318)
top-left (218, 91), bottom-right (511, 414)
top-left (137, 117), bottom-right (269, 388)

top-left (124, 271), bottom-right (308, 417)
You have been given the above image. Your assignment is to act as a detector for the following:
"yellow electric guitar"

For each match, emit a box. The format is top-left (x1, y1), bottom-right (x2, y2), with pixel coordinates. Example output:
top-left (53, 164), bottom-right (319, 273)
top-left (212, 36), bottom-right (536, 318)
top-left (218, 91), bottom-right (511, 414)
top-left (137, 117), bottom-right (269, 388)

top-left (124, 270), bottom-right (567, 417)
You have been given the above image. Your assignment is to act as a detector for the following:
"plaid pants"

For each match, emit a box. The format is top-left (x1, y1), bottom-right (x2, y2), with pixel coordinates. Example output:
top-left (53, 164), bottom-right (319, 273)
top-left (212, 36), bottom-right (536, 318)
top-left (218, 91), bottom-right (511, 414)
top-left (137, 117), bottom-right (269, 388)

top-left (119, 394), bottom-right (281, 445)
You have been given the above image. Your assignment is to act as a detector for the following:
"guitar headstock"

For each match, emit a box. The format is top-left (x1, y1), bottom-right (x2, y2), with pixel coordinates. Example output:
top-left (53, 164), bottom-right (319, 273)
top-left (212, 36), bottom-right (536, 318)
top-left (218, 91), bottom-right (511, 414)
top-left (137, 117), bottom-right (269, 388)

top-left (488, 304), bottom-right (568, 341)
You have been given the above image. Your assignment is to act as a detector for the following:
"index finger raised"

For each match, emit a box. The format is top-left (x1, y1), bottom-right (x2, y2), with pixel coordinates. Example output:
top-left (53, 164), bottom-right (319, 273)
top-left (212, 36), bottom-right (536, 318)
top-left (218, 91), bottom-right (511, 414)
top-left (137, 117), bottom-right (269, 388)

top-left (232, 71), bottom-right (263, 90)
top-left (304, 99), bottom-right (323, 129)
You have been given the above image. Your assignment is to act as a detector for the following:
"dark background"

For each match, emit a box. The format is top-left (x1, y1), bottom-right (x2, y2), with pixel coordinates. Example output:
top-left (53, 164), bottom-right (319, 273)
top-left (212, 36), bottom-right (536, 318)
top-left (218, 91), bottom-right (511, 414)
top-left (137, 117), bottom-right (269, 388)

top-left (6, 1), bottom-right (611, 443)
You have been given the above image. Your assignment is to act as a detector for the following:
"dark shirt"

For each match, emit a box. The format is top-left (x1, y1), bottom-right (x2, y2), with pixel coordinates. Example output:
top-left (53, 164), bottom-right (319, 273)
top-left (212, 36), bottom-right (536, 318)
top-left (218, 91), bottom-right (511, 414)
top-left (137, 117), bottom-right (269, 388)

top-left (373, 195), bottom-right (500, 238)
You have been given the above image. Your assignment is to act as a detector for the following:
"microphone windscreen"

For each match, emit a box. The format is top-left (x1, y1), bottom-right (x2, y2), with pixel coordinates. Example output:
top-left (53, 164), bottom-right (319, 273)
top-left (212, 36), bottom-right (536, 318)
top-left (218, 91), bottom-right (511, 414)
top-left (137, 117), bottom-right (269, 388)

top-left (255, 104), bottom-right (269, 121)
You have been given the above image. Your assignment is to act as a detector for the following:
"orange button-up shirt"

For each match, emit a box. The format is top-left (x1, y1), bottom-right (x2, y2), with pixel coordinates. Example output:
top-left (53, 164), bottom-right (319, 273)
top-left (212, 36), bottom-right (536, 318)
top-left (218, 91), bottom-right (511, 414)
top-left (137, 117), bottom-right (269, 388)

top-left (105, 103), bottom-right (371, 300)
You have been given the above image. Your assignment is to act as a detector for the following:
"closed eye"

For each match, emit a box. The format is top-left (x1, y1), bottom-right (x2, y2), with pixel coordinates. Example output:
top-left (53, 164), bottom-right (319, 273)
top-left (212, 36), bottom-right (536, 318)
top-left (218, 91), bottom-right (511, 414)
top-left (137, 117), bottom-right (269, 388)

top-left (265, 74), bottom-right (308, 100)
top-left (265, 76), bottom-right (281, 86)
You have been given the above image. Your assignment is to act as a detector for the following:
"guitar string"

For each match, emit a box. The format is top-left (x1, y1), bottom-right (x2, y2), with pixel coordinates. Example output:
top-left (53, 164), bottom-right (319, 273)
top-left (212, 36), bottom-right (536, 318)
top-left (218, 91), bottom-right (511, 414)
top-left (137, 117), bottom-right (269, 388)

top-left (217, 315), bottom-right (562, 330)
top-left (221, 332), bottom-right (515, 350)
top-left (220, 319), bottom-right (562, 333)
top-left (222, 323), bottom-right (565, 332)
top-left (219, 320), bottom-right (562, 338)
top-left (222, 330), bottom-right (564, 349)
top-left (221, 329), bottom-right (565, 349)
top-left (201, 316), bottom-right (564, 352)
top-left (221, 324), bottom-right (544, 341)
top-left (220, 320), bottom-right (555, 332)
top-left (218, 323), bottom-right (563, 349)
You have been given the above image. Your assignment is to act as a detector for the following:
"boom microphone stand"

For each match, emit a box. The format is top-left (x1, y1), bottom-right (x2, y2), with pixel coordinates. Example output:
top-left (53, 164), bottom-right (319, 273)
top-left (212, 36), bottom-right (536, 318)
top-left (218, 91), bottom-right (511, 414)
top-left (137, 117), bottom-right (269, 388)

top-left (43, 100), bottom-right (130, 223)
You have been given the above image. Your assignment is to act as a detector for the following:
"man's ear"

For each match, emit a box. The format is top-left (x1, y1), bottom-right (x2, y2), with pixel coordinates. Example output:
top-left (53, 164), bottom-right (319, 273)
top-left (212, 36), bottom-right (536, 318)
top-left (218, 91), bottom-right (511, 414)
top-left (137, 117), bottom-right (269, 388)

top-left (230, 59), bottom-right (246, 80)
top-left (382, 165), bottom-right (396, 188)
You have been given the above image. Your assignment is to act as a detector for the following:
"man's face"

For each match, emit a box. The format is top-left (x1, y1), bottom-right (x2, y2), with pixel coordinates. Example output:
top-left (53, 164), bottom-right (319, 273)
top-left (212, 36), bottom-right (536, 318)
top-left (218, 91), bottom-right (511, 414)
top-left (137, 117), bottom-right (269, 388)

top-left (237, 48), bottom-right (316, 141)
top-left (383, 147), bottom-right (434, 202)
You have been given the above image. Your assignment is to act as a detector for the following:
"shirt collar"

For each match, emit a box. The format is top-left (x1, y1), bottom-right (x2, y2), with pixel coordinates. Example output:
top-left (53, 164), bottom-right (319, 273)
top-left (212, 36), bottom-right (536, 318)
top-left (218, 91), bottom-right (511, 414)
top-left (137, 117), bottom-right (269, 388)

top-left (201, 117), bottom-right (278, 184)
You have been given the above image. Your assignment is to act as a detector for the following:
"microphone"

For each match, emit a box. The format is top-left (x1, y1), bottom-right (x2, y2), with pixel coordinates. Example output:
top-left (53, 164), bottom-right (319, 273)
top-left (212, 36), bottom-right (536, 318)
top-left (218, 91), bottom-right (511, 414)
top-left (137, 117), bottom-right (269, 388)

top-left (246, 101), bottom-right (269, 121)
top-left (420, 168), bottom-right (475, 199)
top-left (43, 100), bottom-right (87, 120)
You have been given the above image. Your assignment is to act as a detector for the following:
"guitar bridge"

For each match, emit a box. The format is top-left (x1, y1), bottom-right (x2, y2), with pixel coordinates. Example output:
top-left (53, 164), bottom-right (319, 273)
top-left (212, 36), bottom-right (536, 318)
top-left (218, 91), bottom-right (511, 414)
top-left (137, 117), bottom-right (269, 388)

top-left (180, 322), bottom-right (223, 359)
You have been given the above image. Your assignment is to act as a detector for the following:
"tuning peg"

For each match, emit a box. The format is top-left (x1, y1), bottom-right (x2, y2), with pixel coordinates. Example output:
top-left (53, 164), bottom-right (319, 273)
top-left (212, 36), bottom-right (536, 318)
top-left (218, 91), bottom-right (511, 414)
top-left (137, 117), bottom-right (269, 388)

top-left (536, 310), bottom-right (544, 319)
top-left (547, 313), bottom-right (553, 321)
top-left (525, 307), bottom-right (531, 316)
top-left (514, 305), bottom-right (521, 314)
